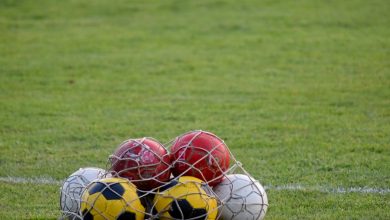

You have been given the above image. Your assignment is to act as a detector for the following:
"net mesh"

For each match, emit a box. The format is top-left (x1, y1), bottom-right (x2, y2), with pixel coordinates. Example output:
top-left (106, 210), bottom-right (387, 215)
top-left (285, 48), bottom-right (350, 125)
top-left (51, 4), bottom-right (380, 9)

top-left (60, 130), bottom-right (268, 220)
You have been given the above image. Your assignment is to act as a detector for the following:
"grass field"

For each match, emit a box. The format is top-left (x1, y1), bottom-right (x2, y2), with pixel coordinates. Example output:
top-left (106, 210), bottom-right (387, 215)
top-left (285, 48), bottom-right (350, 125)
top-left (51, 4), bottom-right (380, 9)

top-left (1, 0), bottom-right (389, 219)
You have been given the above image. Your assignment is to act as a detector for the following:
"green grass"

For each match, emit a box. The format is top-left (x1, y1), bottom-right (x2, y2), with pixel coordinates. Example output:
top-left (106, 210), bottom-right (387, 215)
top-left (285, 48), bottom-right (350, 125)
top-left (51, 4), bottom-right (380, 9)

top-left (1, 0), bottom-right (389, 219)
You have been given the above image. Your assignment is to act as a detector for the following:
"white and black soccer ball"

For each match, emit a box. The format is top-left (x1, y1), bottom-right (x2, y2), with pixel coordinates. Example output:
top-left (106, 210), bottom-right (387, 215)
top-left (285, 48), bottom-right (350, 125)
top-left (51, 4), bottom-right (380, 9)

top-left (213, 174), bottom-right (268, 220)
top-left (60, 167), bottom-right (107, 219)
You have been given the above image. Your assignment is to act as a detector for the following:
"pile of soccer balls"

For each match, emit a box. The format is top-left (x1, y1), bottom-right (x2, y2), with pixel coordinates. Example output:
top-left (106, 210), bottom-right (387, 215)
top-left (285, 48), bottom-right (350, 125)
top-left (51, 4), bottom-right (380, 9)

top-left (60, 130), bottom-right (268, 220)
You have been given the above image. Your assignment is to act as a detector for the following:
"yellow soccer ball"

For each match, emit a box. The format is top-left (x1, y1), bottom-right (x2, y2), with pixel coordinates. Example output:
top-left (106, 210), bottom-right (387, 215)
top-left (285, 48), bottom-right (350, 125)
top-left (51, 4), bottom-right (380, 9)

top-left (153, 176), bottom-right (218, 220)
top-left (80, 177), bottom-right (145, 220)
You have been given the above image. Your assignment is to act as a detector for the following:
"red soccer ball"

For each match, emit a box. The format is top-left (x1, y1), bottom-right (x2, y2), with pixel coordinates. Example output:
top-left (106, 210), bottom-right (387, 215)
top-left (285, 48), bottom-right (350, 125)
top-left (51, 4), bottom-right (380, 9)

top-left (109, 137), bottom-right (171, 190)
top-left (170, 130), bottom-right (230, 186)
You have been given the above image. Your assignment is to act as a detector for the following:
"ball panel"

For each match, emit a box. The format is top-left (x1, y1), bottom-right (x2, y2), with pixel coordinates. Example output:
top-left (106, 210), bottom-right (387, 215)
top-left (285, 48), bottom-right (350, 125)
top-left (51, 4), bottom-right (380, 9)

top-left (81, 210), bottom-right (94, 220)
top-left (169, 198), bottom-right (209, 220)
top-left (169, 199), bottom-right (194, 219)
top-left (88, 182), bottom-right (106, 195)
top-left (117, 211), bottom-right (136, 220)
top-left (191, 209), bottom-right (208, 220)
top-left (158, 179), bottom-right (179, 192)
top-left (101, 182), bottom-right (124, 200)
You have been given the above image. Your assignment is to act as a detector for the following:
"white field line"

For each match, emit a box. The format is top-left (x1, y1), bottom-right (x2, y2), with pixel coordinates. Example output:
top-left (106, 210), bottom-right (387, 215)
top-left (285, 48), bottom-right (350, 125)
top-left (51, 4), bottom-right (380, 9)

top-left (0, 176), bottom-right (63, 185)
top-left (264, 184), bottom-right (390, 194)
top-left (0, 176), bottom-right (389, 194)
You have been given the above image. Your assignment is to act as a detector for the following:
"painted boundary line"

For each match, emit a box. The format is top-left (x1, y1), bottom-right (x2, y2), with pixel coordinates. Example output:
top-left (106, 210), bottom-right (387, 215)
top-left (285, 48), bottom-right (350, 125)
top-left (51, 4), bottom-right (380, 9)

top-left (264, 184), bottom-right (390, 194)
top-left (0, 176), bottom-right (389, 194)
top-left (0, 176), bottom-right (63, 185)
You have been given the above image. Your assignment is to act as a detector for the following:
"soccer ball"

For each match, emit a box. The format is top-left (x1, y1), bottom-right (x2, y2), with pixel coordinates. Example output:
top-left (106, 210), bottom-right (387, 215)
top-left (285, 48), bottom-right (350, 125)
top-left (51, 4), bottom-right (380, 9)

top-left (60, 167), bottom-right (106, 219)
top-left (170, 130), bottom-right (230, 186)
top-left (213, 174), bottom-right (268, 220)
top-left (152, 176), bottom-right (219, 220)
top-left (80, 177), bottom-right (145, 220)
top-left (109, 137), bottom-right (171, 190)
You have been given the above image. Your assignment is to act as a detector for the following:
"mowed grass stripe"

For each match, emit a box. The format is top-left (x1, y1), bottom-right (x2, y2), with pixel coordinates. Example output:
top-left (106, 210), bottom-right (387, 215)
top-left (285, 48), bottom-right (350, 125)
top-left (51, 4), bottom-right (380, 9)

top-left (1, 176), bottom-right (389, 195)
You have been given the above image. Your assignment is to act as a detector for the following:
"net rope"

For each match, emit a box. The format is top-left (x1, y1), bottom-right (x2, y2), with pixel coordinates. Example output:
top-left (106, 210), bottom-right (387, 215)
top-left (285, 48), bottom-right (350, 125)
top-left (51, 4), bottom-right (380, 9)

top-left (60, 130), bottom-right (268, 220)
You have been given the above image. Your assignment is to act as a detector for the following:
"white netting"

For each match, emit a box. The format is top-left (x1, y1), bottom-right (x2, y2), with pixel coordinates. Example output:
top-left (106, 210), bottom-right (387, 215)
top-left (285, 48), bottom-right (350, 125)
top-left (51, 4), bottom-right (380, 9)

top-left (59, 130), bottom-right (268, 220)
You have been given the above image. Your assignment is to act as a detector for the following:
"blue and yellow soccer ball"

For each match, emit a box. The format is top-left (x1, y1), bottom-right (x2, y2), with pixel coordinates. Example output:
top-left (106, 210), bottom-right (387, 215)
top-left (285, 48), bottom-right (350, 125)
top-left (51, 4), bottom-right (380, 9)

top-left (80, 177), bottom-right (145, 220)
top-left (153, 176), bottom-right (219, 220)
